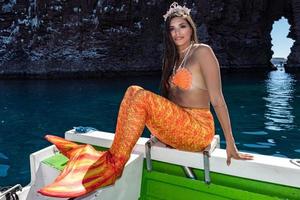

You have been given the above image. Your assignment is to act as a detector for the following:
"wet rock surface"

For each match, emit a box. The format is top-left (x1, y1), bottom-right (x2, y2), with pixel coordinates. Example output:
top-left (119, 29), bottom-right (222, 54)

top-left (0, 0), bottom-right (299, 77)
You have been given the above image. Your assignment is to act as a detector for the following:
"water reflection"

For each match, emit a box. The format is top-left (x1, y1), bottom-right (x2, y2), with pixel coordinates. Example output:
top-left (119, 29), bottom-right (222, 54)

top-left (0, 152), bottom-right (9, 177)
top-left (0, 164), bottom-right (9, 177)
top-left (263, 69), bottom-right (296, 131)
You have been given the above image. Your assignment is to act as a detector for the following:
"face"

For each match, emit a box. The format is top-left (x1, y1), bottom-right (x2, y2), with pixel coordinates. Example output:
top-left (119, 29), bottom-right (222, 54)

top-left (169, 17), bottom-right (193, 47)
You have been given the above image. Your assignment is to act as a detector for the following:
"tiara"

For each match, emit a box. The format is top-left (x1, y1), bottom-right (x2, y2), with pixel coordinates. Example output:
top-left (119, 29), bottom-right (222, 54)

top-left (163, 2), bottom-right (191, 21)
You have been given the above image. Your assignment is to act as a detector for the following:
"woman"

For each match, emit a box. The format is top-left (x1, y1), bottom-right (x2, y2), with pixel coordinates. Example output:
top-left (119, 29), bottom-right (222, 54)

top-left (39, 2), bottom-right (253, 198)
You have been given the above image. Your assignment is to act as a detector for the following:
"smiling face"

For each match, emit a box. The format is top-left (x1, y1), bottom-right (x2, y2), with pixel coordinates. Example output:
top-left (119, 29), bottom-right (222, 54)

top-left (169, 17), bottom-right (193, 48)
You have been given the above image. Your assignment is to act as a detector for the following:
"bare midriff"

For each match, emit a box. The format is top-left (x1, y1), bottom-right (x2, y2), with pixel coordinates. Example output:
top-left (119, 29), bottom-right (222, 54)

top-left (168, 86), bottom-right (210, 109)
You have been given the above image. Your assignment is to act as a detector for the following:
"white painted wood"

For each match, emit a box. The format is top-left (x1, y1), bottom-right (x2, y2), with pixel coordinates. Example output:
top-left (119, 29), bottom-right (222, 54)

top-left (25, 164), bottom-right (69, 200)
top-left (65, 130), bottom-right (300, 188)
top-left (29, 145), bottom-right (57, 185)
top-left (65, 129), bottom-right (149, 155)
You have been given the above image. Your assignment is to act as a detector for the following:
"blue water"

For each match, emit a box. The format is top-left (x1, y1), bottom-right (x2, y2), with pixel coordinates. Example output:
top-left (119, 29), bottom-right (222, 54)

top-left (0, 69), bottom-right (300, 186)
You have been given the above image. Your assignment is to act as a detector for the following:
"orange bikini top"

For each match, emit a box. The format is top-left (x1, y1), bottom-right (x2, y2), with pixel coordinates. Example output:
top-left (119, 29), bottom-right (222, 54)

top-left (170, 67), bottom-right (192, 90)
top-left (170, 43), bottom-right (194, 91)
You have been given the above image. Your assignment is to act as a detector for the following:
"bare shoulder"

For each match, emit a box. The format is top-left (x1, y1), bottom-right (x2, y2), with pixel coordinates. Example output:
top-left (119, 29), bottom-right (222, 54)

top-left (192, 43), bottom-right (219, 69)
top-left (193, 43), bottom-right (214, 57)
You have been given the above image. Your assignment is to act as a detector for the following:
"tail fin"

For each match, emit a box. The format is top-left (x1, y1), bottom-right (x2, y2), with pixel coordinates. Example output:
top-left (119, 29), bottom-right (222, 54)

top-left (45, 135), bottom-right (83, 158)
top-left (38, 144), bottom-right (117, 198)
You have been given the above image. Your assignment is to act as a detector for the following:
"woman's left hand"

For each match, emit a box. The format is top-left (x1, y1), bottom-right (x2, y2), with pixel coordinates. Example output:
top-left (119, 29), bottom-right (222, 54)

top-left (226, 141), bottom-right (254, 166)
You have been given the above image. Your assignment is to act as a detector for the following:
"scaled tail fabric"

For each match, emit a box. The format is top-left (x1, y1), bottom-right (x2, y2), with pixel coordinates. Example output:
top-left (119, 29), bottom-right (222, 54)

top-left (38, 135), bottom-right (126, 198)
top-left (39, 85), bottom-right (215, 198)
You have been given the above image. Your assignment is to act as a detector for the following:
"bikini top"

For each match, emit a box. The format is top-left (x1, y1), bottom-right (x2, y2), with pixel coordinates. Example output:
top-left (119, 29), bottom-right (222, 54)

top-left (169, 43), bottom-right (194, 91)
top-left (170, 67), bottom-right (192, 90)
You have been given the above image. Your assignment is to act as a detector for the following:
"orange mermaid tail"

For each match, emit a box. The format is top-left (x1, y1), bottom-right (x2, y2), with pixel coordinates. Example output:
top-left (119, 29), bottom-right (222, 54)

top-left (38, 135), bottom-right (126, 198)
top-left (39, 85), bottom-right (214, 198)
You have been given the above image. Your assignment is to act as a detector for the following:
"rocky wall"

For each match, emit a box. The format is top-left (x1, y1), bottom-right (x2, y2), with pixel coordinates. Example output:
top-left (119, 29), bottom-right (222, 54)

top-left (0, 0), bottom-right (298, 77)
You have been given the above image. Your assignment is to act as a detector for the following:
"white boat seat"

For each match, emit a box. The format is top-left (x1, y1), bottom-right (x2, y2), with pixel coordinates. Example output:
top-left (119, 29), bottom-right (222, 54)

top-left (145, 135), bottom-right (220, 184)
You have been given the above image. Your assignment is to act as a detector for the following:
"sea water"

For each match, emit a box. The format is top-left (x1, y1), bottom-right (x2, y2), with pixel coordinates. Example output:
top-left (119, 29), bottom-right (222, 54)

top-left (0, 69), bottom-right (299, 186)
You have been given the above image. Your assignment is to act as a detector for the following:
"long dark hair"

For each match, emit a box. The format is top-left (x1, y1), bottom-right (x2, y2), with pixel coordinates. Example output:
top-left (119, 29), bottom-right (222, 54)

top-left (160, 13), bottom-right (199, 97)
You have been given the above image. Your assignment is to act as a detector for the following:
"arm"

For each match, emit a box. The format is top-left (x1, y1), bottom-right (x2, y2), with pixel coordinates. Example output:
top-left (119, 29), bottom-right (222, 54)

top-left (195, 44), bottom-right (253, 165)
top-left (196, 45), bottom-right (234, 142)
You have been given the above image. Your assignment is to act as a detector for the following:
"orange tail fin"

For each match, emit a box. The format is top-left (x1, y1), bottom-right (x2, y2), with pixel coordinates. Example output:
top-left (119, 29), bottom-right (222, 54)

top-left (45, 135), bottom-right (84, 158)
top-left (39, 135), bottom-right (123, 198)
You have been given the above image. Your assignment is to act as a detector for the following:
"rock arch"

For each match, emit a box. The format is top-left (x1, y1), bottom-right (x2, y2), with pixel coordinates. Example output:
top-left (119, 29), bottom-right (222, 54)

top-left (0, 0), bottom-right (299, 77)
top-left (196, 0), bottom-right (297, 71)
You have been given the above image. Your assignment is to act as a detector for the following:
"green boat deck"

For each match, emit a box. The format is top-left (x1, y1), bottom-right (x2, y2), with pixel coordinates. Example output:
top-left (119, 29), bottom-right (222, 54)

top-left (42, 146), bottom-right (300, 200)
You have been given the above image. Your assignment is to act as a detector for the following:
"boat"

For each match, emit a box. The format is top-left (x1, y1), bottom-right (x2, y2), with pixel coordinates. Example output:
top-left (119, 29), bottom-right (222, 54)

top-left (1, 129), bottom-right (300, 200)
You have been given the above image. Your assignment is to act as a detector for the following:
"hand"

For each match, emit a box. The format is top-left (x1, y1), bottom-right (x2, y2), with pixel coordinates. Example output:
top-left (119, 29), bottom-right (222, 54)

top-left (226, 141), bottom-right (254, 166)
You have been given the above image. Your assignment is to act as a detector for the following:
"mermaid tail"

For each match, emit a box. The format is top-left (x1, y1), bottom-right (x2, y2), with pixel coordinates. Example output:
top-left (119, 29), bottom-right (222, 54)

top-left (38, 85), bottom-right (214, 198)
top-left (38, 135), bottom-right (126, 198)
top-left (45, 135), bottom-right (84, 158)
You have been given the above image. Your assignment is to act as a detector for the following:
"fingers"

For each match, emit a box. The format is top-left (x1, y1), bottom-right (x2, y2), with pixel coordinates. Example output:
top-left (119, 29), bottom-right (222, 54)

top-left (232, 153), bottom-right (254, 161)
top-left (239, 153), bottom-right (254, 160)
top-left (226, 155), bottom-right (231, 166)
top-left (227, 153), bottom-right (254, 166)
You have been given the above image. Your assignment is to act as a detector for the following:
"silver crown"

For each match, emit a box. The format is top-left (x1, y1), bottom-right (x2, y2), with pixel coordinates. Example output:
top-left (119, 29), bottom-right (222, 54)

top-left (163, 2), bottom-right (191, 21)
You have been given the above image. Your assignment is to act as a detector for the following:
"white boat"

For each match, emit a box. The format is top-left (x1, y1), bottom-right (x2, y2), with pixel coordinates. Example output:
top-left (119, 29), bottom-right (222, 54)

top-left (1, 129), bottom-right (300, 200)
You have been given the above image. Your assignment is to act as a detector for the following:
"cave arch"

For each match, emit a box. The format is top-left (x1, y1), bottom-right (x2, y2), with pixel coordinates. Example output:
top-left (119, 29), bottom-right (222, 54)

top-left (266, 0), bottom-right (297, 72)
top-left (1, 0), bottom-right (300, 76)
top-left (271, 17), bottom-right (294, 68)
top-left (198, 0), bottom-right (299, 72)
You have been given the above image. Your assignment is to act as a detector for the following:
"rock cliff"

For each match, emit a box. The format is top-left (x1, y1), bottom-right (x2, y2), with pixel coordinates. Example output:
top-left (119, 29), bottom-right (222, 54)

top-left (0, 0), bottom-right (298, 77)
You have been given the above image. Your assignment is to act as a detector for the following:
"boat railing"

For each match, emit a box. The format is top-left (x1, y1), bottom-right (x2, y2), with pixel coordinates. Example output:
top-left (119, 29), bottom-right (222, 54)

top-left (145, 135), bottom-right (220, 184)
top-left (290, 159), bottom-right (300, 167)
top-left (0, 184), bottom-right (22, 199)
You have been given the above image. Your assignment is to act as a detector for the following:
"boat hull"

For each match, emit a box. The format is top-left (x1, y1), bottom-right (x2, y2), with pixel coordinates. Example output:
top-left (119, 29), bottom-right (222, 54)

top-left (5, 130), bottom-right (299, 200)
